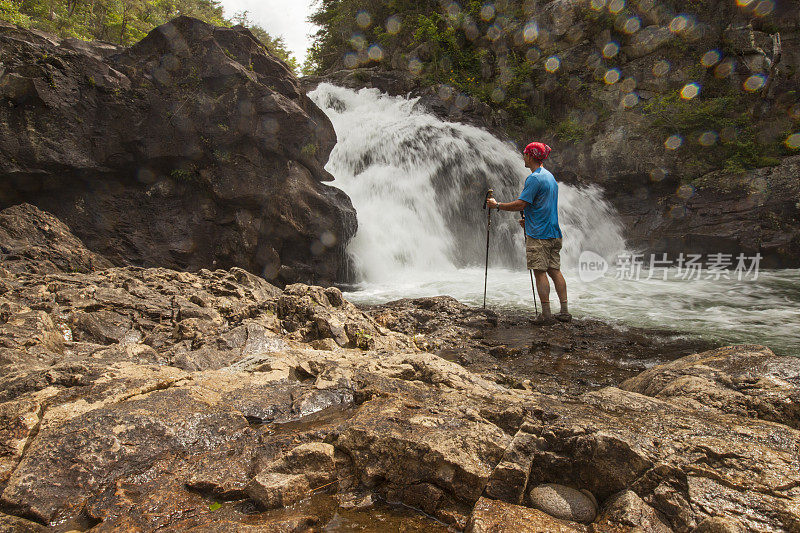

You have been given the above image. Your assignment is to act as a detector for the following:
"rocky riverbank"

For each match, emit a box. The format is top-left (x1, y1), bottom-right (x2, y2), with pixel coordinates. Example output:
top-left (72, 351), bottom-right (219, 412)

top-left (0, 203), bottom-right (798, 532)
top-left (365, 295), bottom-right (719, 398)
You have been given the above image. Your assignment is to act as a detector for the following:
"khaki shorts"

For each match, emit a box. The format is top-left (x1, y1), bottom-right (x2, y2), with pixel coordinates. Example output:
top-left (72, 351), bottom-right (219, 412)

top-left (526, 237), bottom-right (562, 271)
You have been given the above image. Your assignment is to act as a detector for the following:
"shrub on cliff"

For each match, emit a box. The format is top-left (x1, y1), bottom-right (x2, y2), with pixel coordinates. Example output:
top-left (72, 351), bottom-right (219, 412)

top-left (643, 91), bottom-right (788, 173)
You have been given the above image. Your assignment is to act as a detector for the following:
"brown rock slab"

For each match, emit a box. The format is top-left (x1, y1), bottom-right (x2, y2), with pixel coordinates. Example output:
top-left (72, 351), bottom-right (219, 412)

top-left (335, 396), bottom-right (511, 509)
top-left (0, 512), bottom-right (47, 532)
top-left (621, 345), bottom-right (800, 429)
top-left (277, 442), bottom-right (337, 487)
top-left (0, 398), bottom-right (41, 490)
top-left (485, 429), bottom-right (538, 504)
top-left (246, 472), bottom-right (311, 510)
top-left (596, 489), bottom-right (672, 533)
top-left (466, 496), bottom-right (587, 533)
top-left (277, 284), bottom-right (411, 350)
top-left (693, 516), bottom-right (747, 533)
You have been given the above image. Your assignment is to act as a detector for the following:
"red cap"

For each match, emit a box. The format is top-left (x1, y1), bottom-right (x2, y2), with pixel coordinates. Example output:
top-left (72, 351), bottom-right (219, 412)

top-left (523, 142), bottom-right (552, 161)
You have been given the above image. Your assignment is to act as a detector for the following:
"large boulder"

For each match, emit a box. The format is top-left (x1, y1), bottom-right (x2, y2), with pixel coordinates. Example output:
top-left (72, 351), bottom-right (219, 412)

top-left (0, 203), bottom-right (112, 275)
top-left (620, 344), bottom-right (800, 429)
top-left (0, 17), bottom-right (355, 285)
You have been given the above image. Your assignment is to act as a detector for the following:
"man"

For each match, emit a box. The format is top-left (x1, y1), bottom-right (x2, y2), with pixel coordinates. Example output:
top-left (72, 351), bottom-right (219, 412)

top-left (486, 142), bottom-right (570, 325)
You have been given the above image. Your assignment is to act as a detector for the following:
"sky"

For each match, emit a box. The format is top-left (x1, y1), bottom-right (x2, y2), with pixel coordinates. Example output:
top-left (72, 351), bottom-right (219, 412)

top-left (219, 0), bottom-right (317, 64)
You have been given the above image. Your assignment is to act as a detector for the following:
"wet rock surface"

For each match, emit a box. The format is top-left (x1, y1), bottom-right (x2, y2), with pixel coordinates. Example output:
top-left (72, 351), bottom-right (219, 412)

top-left (0, 213), bottom-right (798, 532)
top-left (366, 295), bottom-right (717, 398)
top-left (0, 18), bottom-right (355, 285)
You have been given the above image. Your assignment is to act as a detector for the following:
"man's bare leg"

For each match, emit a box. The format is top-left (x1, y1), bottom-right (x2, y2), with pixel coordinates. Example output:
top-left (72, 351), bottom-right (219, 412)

top-left (547, 268), bottom-right (570, 320)
top-left (533, 270), bottom-right (551, 317)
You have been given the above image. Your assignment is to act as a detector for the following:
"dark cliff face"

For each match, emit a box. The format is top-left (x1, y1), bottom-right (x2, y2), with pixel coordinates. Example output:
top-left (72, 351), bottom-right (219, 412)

top-left (0, 16), bottom-right (356, 286)
top-left (305, 0), bottom-right (800, 267)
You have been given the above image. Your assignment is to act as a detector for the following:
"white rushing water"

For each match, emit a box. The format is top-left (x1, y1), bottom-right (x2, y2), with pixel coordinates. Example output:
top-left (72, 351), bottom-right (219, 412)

top-left (309, 84), bottom-right (800, 355)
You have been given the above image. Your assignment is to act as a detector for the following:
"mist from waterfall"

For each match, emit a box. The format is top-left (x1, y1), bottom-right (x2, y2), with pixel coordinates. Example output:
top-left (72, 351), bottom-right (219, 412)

top-left (308, 83), bottom-right (800, 355)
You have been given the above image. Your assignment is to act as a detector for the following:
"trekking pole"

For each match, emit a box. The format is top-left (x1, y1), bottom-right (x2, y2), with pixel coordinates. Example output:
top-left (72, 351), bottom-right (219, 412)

top-left (521, 213), bottom-right (538, 315)
top-left (482, 189), bottom-right (494, 309)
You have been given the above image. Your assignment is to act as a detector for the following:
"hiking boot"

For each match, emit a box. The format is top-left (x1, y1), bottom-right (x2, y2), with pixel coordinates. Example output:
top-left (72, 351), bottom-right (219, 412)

top-left (530, 314), bottom-right (556, 326)
top-left (555, 312), bottom-right (572, 323)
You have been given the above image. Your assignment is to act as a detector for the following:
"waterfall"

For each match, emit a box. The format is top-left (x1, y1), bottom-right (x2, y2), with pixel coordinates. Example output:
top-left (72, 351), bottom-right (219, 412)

top-left (308, 83), bottom-right (626, 283)
top-left (307, 84), bottom-right (799, 355)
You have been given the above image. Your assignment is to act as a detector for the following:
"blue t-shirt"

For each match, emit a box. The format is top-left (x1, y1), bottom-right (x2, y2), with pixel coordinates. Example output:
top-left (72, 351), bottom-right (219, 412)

top-left (518, 167), bottom-right (562, 239)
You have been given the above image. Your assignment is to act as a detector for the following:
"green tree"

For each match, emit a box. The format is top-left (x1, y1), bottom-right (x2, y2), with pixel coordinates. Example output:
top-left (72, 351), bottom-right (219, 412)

top-left (1, 0), bottom-right (298, 74)
top-left (232, 10), bottom-right (299, 71)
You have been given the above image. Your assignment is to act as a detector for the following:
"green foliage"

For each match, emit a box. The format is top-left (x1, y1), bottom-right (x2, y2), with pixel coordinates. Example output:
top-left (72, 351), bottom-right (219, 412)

top-left (644, 91), bottom-right (785, 172)
top-left (0, 0), bottom-right (298, 72)
top-left (301, 0), bottom-right (793, 158)
top-left (170, 167), bottom-right (197, 182)
top-left (1, 0), bottom-right (229, 45)
top-left (642, 92), bottom-right (738, 131)
top-left (231, 10), bottom-right (298, 72)
top-left (307, 0), bottom-right (440, 74)
top-left (354, 329), bottom-right (373, 349)
top-left (300, 143), bottom-right (318, 158)
top-left (0, 0), bottom-right (30, 25)
top-left (555, 118), bottom-right (587, 143)
top-left (304, 0), bottom-right (563, 133)
top-left (412, 12), bottom-right (481, 88)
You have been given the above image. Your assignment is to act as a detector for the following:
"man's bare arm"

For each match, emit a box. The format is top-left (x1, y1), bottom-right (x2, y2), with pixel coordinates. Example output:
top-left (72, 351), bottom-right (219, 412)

top-left (486, 198), bottom-right (528, 211)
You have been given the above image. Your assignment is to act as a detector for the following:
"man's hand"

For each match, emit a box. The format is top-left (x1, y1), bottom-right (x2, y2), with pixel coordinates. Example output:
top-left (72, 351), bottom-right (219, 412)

top-left (519, 219), bottom-right (525, 228)
top-left (486, 197), bottom-right (499, 209)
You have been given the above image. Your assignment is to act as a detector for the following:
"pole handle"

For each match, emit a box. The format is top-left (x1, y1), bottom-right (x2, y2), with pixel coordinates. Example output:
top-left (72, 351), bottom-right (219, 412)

top-left (483, 188), bottom-right (494, 210)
